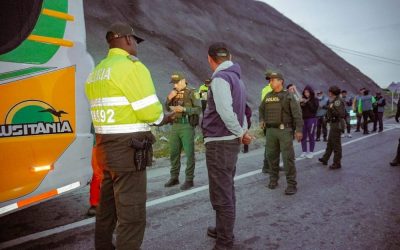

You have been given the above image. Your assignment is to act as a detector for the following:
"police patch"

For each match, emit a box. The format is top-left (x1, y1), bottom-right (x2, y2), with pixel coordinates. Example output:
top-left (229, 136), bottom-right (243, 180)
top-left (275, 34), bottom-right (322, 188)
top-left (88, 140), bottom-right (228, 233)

top-left (334, 100), bottom-right (341, 106)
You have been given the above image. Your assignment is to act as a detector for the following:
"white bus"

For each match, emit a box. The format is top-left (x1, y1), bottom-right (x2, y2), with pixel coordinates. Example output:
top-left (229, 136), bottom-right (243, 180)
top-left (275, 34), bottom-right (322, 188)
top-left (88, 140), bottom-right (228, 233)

top-left (0, 0), bottom-right (94, 216)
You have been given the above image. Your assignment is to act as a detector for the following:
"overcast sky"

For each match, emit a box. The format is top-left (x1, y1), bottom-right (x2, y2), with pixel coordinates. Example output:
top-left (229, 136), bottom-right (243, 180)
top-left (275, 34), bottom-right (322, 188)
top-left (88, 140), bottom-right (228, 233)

top-left (260, 0), bottom-right (400, 87)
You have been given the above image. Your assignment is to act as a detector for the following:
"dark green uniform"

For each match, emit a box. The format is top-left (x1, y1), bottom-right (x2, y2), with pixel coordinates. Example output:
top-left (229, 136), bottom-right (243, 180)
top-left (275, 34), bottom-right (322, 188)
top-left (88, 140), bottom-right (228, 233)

top-left (320, 96), bottom-right (346, 167)
top-left (166, 87), bottom-right (201, 181)
top-left (259, 90), bottom-right (303, 187)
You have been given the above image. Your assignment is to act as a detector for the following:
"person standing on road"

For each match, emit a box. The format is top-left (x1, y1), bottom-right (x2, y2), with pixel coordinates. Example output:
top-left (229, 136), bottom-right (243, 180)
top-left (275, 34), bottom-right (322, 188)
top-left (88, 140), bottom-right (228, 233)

top-left (299, 85), bottom-right (319, 159)
top-left (318, 86), bottom-right (346, 170)
top-left (202, 42), bottom-right (251, 250)
top-left (353, 88), bottom-right (365, 132)
top-left (259, 72), bottom-right (303, 195)
top-left (315, 90), bottom-right (329, 142)
top-left (358, 89), bottom-right (376, 134)
top-left (390, 100), bottom-right (400, 166)
top-left (341, 90), bottom-right (353, 138)
top-left (164, 72), bottom-right (201, 190)
top-left (85, 22), bottom-right (173, 250)
top-left (260, 71), bottom-right (273, 173)
top-left (373, 92), bottom-right (386, 132)
top-left (198, 79), bottom-right (211, 114)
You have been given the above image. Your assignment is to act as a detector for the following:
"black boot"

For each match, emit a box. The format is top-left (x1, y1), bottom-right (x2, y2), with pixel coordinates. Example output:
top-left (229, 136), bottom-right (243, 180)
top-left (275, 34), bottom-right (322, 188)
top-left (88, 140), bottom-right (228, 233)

top-left (180, 180), bottom-right (194, 190)
top-left (164, 178), bottom-right (179, 187)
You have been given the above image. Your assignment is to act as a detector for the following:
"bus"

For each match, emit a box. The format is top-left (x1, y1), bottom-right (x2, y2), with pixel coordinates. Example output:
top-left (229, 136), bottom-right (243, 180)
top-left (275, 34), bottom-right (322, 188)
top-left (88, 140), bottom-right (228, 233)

top-left (0, 0), bottom-right (94, 216)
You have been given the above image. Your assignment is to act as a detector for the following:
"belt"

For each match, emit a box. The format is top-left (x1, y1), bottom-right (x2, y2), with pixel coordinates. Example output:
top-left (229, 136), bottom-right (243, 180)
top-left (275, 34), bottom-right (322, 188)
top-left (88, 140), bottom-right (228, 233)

top-left (265, 123), bottom-right (292, 129)
top-left (174, 115), bottom-right (189, 124)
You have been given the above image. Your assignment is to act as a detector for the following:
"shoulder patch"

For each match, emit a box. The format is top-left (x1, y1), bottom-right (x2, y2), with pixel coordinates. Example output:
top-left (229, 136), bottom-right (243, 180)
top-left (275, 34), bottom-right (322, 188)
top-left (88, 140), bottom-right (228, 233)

top-left (334, 100), bottom-right (341, 106)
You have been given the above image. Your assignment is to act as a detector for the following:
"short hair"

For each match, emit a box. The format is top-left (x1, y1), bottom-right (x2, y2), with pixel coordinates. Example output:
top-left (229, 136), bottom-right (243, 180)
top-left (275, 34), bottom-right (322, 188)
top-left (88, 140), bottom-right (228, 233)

top-left (208, 42), bottom-right (230, 63)
top-left (329, 86), bottom-right (341, 96)
top-left (341, 90), bottom-right (347, 94)
top-left (286, 83), bottom-right (294, 89)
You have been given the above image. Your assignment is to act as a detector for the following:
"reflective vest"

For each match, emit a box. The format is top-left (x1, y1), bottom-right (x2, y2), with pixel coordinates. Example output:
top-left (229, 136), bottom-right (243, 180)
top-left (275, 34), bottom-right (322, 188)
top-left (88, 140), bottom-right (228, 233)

top-left (198, 84), bottom-right (209, 101)
top-left (261, 84), bottom-right (273, 101)
top-left (85, 48), bottom-right (163, 134)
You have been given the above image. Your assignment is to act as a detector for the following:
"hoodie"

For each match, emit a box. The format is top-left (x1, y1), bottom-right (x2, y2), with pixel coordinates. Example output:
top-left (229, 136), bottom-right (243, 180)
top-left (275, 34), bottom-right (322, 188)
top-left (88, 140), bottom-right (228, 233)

top-left (300, 85), bottom-right (319, 119)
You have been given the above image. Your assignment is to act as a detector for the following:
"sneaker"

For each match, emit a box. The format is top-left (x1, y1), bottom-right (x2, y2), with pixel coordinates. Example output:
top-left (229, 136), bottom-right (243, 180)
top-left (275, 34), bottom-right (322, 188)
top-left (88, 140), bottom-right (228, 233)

top-left (347, 133), bottom-right (352, 138)
top-left (180, 180), bottom-right (194, 190)
top-left (341, 134), bottom-right (345, 138)
top-left (86, 206), bottom-right (97, 217)
top-left (318, 158), bottom-right (327, 165)
top-left (267, 180), bottom-right (278, 189)
top-left (306, 152), bottom-right (313, 159)
top-left (299, 152), bottom-right (307, 158)
top-left (164, 178), bottom-right (179, 187)
top-left (285, 186), bottom-right (297, 195)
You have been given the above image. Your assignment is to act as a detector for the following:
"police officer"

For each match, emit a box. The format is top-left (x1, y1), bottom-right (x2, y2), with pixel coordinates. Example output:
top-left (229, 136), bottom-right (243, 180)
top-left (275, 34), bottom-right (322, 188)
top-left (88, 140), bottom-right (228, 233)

top-left (318, 86), bottom-right (346, 169)
top-left (260, 71), bottom-right (273, 173)
top-left (198, 79), bottom-right (211, 114)
top-left (259, 72), bottom-right (303, 195)
top-left (164, 72), bottom-right (201, 190)
top-left (85, 22), bottom-right (173, 250)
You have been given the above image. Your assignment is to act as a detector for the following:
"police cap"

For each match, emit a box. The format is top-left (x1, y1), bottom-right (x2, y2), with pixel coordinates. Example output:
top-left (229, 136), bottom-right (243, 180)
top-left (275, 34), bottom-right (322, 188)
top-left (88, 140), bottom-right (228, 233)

top-left (170, 72), bottom-right (185, 84)
top-left (106, 22), bottom-right (144, 44)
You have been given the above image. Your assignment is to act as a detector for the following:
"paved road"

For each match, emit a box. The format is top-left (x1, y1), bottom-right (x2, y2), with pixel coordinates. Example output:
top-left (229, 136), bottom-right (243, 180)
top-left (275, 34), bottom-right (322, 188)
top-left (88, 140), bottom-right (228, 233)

top-left (1, 123), bottom-right (400, 250)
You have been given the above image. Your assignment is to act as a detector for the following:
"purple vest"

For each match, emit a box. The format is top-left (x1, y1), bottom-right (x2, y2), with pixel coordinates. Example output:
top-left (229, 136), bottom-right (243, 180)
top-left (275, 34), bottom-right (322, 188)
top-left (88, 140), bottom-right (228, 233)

top-left (202, 63), bottom-right (246, 137)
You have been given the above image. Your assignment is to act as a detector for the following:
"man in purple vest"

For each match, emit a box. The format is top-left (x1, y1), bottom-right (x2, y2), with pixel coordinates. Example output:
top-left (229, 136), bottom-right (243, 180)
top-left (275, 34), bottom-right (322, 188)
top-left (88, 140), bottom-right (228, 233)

top-left (202, 42), bottom-right (251, 250)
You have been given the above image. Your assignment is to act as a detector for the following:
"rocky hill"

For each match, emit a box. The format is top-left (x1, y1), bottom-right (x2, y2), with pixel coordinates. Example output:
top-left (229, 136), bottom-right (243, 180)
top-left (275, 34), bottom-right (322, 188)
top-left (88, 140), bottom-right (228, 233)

top-left (84, 0), bottom-right (380, 112)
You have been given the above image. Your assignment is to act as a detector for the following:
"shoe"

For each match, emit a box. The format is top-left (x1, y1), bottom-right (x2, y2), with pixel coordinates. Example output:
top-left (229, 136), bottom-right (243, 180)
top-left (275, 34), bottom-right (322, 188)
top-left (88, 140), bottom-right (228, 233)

top-left (306, 152), bottom-right (313, 159)
top-left (347, 134), bottom-right (352, 138)
top-left (86, 206), bottom-right (97, 217)
top-left (164, 178), bottom-right (179, 187)
top-left (323, 138), bottom-right (328, 142)
top-left (262, 167), bottom-right (271, 174)
top-left (341, 134), bottom-right (345, 138)
top-left (318, 158), bottom-right (327, 165)
top-left (180, 180), bottom-right (194, 190)
top-left (378, 129), bottom-right (383, 132)
top-left (390, 161), bottom-right (400, 167)
top-left (316, 138), bottom-right (321, 142)
top-left (355, 130), bottom-right (360, 132)
top-left (207, 226), bottom-right (217, 239)
top-left (299, 152), bottom-right (307, 158)
top-left (285, 185), bottom-right (297, 195)
top-left (267, 180), bottom-right (278, 189)
top-left (329, 164), bottom-right (341, 169)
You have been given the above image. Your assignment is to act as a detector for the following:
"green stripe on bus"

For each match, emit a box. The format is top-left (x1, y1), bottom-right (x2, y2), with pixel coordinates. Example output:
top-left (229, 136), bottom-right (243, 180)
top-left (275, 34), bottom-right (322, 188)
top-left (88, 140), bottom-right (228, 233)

top-left (0, 0), bottom-right (68, 64)
top-left (0, 67), bottom-right (54, 81)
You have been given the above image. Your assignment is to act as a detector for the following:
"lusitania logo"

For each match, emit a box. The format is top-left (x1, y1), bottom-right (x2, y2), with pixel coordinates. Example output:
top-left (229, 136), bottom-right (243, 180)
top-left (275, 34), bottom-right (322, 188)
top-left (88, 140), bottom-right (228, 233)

top-left (0, 100), bottom-right (73, 138)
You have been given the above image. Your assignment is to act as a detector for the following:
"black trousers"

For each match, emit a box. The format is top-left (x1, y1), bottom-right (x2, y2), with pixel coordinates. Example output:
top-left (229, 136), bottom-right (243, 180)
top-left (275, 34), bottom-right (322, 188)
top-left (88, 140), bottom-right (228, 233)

top-left (316, 116), bottom-right (327, 139)
top-left (362, 110), bottom-right (375, 133)
top-left (373, 112), bottom-right (383, 131)
top-left (206, 139), bottom-right (240, 249)
top-left (356, 113), bottom-right (362, 131)
top-left (321, 125), bottom-right (342, 165)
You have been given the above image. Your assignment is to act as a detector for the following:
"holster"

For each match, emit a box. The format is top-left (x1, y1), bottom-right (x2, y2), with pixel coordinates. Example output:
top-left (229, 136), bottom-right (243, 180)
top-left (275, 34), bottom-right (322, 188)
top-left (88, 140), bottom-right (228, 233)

top-left (129, 138), bottom-right (153, 171)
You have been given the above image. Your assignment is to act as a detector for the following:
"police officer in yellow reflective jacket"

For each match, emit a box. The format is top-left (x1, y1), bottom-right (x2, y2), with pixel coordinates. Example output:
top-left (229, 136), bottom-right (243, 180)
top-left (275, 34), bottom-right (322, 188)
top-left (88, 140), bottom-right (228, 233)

top-left (85, 22), bottom-right (172, 250)
top-left (198, 79), bottom-right (211, 114)
top-left (164, 72), bottom-right (201, 190)
top-left (259, 72), bottom-right (303, 195)
top-left (318, 86), bottom-right (346, 169)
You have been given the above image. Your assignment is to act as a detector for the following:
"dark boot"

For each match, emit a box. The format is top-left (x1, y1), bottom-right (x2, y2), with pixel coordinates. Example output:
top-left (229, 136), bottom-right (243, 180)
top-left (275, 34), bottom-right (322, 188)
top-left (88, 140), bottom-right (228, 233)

top-left (207, 227), bottom-right (217, 239)
top-left (267, 179), bottom-right (278, 189)
top-left (318, 158), bottom-right (328, 165)
top-left (164, 178), bottom-right (179, 187)
top-left (86, 205), bottom-right (97, 217)
top-left (180, 180), bottom-right (194, 190)
top-left (285, 185), bottom-right (297, 195)
top-left (329, 163), bottom-right (341, 169)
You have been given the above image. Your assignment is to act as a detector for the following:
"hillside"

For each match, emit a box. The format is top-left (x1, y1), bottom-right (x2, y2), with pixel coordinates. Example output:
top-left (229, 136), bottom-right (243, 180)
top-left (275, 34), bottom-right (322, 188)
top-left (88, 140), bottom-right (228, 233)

top-left (84, 0), bottom-right (380, 111)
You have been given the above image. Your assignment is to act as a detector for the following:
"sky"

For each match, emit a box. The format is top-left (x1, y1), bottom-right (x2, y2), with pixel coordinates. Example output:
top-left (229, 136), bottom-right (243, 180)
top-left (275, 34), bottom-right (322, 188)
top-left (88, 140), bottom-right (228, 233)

top-left (260, 0), bottom-right (400, 88)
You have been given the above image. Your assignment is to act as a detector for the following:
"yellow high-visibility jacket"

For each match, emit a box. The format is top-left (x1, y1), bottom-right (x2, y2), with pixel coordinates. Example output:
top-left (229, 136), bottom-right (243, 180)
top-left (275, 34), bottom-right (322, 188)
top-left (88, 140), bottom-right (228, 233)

top-left (261, 84), bottom-right (273, 101)
top-left (85, 48), bottom-right (163, 134)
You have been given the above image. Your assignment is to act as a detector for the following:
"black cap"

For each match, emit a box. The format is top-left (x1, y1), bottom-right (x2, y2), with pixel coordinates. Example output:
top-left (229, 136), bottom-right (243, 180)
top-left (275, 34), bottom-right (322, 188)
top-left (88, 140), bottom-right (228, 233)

top-left (106, 22), bottom-right (144, 44)
top-left (208, 42), bottom-right (230, 57)
top-left (329, 86), bottom-right (341, 96)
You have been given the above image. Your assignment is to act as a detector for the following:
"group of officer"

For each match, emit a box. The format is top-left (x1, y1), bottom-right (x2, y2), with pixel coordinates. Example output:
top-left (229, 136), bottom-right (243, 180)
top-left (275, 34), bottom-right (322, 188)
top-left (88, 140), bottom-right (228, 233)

top-left (84, 21), bottom-right (360, 250)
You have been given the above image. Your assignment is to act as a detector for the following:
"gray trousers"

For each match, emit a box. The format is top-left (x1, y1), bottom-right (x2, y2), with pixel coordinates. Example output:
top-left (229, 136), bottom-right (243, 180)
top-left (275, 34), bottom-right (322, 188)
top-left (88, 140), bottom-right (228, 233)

top-left (206, 139), bottom-right (240, 249)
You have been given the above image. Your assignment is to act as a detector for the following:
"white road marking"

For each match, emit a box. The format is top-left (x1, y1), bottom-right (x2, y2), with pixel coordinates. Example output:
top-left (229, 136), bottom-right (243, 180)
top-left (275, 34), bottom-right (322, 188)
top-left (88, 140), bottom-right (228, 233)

top-left (0, 126), bottom-right (397, 249)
